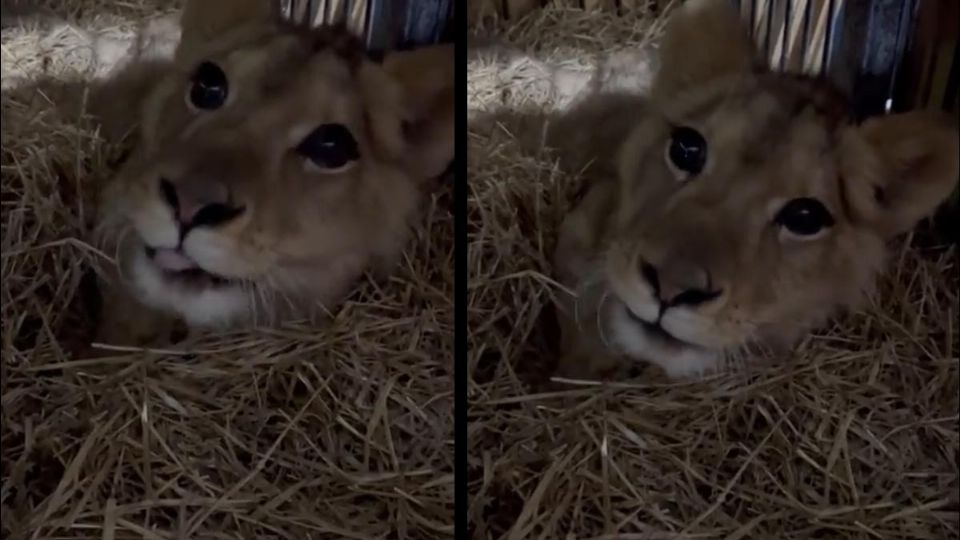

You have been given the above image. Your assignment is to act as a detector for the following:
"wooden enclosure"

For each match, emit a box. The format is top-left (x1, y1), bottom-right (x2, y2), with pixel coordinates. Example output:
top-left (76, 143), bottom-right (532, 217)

top-left (467, 0), bottom-right (666, 24)
top-left (280, 0), bottom-right (454, 49)
top-left (468, 0), bottom-right (958, 116)
top-left (899, 0), bottom-right (958, 113)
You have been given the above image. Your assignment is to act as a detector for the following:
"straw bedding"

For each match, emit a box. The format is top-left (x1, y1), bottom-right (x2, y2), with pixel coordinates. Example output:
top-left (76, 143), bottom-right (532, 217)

top-left (1, 2), bottom-right (453, 538)
top-left (467, 7), bottom-right (959, 539)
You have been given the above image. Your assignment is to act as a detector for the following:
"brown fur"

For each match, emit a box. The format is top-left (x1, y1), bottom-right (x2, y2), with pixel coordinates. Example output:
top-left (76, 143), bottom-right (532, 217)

top-left (551, 0), bottom-right (959, 380)
top-left (97, 0), bottom-right (454, 342)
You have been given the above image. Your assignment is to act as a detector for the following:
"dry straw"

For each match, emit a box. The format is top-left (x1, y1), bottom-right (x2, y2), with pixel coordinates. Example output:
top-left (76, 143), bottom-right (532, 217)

top-left (467, 6), bottom-right (958, 539)
top-left (2, 1), bottom-right (453, 538)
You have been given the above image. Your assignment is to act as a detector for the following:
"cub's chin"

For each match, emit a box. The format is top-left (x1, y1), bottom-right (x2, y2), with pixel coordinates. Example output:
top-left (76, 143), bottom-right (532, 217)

top-left (604, 298), bottom-right (725, 379)
top-left (122, 242), bottom-right (252, 328)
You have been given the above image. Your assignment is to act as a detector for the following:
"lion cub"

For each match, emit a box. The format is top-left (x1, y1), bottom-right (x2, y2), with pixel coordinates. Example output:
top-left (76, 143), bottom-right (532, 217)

top-left (96, 0), bottom-right (453, 344)
top-left (551, 0), bottom-right (959, 380)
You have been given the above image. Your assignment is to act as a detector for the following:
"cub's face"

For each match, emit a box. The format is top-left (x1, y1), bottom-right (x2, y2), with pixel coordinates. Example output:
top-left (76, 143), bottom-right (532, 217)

top-left (100, 13), bottom-right (453, 327)
top-left (585, 0), bottom-right (959, 377)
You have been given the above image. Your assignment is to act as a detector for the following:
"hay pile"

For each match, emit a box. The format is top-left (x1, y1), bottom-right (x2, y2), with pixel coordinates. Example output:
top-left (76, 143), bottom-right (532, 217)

top-left (467, 7), bottom-right (959, 539)
top-left (1, 2), bottom-right (453, 538)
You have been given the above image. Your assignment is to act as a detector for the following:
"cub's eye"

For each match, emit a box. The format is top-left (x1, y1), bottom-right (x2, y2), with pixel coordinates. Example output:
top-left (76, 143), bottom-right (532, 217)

top-left (775, 197), bottom-right (835, 238)
top-left (189, 61), bottom-right (228, 110)
top-left (668, 126), bottom-right (707, 176)
top-left (295, 124), bottom-right (359, 172)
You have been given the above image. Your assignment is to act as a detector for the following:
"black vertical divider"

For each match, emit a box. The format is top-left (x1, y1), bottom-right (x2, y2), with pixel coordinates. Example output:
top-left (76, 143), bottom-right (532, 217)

top-left (453, 0), bottom-right (468, 537)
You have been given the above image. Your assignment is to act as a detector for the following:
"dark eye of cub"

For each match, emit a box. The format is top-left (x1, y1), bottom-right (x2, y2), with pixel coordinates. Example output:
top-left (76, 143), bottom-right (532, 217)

top-left (775, 197), bottom-right (835, 237)
top-left (295, 124), bottom-right (359, 170)
top-left (189, 61), bottom-right (228, 110)
top-left (668, 126), bottom-right (708, 175)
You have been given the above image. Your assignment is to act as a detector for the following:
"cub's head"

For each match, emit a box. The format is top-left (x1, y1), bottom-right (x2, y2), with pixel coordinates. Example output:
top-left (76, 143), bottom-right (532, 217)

top-left (598, 0), bottom-right (958, 378)
top-left (100, 0), bottom-right (454, 327)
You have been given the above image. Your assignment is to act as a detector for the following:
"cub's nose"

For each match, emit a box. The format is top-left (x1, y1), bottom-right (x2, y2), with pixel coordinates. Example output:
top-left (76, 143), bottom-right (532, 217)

top-left (639, 258), bottom-right (722, 308)
top-left (159, 177), bottom-right (245, 230)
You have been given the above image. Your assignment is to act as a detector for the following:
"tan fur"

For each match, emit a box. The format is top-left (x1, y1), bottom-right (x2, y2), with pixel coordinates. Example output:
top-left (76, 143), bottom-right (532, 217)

top-left (96, 0), bottom-right (454, 342)
top-left (551, 0), bottom-right (959, 380)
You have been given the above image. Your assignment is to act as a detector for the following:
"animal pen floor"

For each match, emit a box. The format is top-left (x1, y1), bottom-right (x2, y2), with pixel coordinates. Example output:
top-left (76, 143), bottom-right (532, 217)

top-left (2, 1), bottom-right (454, 538)
top-left (466, 6), bottom-right (959, 539)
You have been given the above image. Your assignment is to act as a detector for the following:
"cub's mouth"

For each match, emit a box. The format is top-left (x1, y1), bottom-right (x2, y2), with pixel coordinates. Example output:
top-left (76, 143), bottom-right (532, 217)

top-left (123, 242), bottom-right (253, 327)
top-left (144, 246), bottom-right (232, 287)
top-left (621, 304), bottom-right (711, 351)
top-left (625, 308), bottom-right (678, 342)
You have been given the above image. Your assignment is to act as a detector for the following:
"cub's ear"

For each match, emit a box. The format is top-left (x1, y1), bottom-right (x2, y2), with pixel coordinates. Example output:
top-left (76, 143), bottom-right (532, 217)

top-left (376, 44), bottom-right (455, 180)
top-left (840, 111), bottom-right (960, 237)
top-left (652, 0), bottom-right (755, 98)
top-left (177, 0), bottom-right (277, 60)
